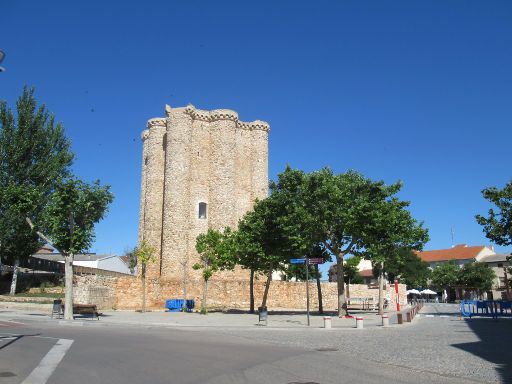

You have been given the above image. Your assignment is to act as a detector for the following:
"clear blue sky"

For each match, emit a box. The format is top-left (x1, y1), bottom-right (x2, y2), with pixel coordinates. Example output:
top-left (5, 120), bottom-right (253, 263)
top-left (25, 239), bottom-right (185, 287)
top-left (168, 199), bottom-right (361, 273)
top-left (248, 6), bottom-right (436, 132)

top-left (1, 1), bottom-right (511, 272)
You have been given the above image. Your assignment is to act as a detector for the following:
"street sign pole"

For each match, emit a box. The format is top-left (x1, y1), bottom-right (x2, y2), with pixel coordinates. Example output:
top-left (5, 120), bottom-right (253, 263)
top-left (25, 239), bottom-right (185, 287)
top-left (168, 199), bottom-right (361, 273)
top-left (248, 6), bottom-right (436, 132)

top-left (305, 255), bottom-right (310, 326)
top-left (395, 279), bottom-right (400, 312)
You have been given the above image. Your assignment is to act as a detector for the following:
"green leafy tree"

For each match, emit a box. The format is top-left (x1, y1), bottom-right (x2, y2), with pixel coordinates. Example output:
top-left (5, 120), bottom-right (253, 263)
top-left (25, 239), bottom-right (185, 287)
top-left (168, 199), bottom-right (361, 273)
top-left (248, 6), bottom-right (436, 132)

top-left (0, 184), bottom-right (42, 293)
top-left (124, 246), bottom-right (138, 275)
top-left (476, 181), bottom-right (512, 246)
top-left (384, 249), bottom-right (431, 289)
top-left (0, 87), bottom-right (73, 294)
top-left (457, 262), bottom-right (496, 298)
top-left (194, 228), bottom-right (237, 314)
top-left (273, 167), bottom-right (428, 316)
top-left (359, 186), bottom-right (429, 314)
top-left (133, 241), bottom-right (156, 313)
top-left (233, 229), bottom-right (264, 313)
top-left (431, 261), bottom-right (459, 300)
top-left (236, 196), bottom-right (291, 310)
top-left (27, 178), bottom-right (113, 320)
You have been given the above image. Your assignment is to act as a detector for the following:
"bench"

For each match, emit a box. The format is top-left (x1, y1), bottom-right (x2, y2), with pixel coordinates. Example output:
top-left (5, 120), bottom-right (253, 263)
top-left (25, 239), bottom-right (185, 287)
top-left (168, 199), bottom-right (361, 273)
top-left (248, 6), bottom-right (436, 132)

top-left (61, 304), bottom-right (100, 320)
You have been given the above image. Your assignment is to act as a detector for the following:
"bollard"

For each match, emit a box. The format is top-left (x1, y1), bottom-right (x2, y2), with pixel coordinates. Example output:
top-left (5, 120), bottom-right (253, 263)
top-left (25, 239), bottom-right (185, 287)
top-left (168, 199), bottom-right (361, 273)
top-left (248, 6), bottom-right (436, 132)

top-left (397, 313), bottom-right (403, 324)
top-left (323, 316), bottom-right (332, 329)
top-left (356, 316), bottom-right (364, 329)
top-left (382, 314), bottom-right (389, 327)
top-left (406, 311), bottom-right (412, 322)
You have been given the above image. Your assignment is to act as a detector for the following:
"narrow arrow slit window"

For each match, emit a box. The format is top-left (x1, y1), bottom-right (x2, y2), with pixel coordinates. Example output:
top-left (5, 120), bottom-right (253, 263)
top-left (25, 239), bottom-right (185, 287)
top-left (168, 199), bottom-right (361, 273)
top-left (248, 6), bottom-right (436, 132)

top-left (198, 202), bottom-right (207, 219)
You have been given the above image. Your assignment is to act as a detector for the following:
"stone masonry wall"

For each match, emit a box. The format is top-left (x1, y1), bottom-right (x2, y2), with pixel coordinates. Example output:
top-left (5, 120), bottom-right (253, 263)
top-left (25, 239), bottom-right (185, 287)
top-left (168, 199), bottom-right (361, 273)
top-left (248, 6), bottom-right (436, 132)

top-left (75, 275), bottom-right (407, 312)
top-left (74, 275), bottom-right (117, 310)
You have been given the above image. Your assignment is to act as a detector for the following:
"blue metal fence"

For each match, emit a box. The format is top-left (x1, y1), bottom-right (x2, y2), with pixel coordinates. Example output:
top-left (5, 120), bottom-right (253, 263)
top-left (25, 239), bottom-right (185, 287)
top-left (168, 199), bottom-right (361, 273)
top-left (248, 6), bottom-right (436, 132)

top-left (460, 300), bottom-right (512, 319)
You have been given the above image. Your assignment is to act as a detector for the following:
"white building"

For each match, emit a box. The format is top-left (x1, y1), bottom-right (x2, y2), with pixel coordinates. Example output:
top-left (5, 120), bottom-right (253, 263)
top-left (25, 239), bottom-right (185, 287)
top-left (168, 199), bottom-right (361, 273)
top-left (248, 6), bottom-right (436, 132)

top-left (32, 252), bottom-right (133, 275)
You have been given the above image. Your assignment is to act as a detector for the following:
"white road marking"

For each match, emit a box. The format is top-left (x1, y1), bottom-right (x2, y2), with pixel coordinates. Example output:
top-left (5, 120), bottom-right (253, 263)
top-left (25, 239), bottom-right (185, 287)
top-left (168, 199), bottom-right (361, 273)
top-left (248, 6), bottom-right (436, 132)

top-left (21, 338), bottom-right (73, 384)
top-left (425, 315), bottom-right (434, 317)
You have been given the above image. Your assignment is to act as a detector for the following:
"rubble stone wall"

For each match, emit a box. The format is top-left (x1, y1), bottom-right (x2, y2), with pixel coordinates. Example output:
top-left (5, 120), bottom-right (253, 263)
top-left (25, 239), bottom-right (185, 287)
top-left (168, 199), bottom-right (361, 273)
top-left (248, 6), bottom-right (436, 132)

top-left (75, 275), bottom-right (407, 312)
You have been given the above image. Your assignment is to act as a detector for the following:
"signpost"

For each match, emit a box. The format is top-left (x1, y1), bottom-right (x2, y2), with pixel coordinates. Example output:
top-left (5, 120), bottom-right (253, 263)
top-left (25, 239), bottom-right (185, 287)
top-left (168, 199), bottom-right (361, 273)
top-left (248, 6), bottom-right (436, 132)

top-left (305, 255), bottom-right (310, 326)
top-left (289, 257), bottom-right (325, 326)
top-left (395, 279), bottom-right (400, 312)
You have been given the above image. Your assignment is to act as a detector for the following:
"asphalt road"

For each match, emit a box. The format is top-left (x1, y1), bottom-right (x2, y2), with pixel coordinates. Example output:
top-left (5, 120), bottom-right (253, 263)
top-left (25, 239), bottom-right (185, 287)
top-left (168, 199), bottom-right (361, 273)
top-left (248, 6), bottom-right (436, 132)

top-left (0, 314), bottom-right (483, 384)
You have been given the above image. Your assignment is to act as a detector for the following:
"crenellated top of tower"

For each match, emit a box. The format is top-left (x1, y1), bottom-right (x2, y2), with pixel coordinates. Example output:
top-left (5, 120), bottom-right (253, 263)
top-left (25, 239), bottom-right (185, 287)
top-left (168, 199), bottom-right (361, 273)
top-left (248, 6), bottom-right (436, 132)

top-left (146, 118), bottom-right (166, 128)
top-left (172, 104), bottom-right (270, 132)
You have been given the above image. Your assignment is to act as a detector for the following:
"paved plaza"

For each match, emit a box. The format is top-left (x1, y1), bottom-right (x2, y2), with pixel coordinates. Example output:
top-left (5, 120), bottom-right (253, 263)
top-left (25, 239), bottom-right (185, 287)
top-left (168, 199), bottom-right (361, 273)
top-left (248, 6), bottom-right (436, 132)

top-left (0, 303), bottom-right (510, 383)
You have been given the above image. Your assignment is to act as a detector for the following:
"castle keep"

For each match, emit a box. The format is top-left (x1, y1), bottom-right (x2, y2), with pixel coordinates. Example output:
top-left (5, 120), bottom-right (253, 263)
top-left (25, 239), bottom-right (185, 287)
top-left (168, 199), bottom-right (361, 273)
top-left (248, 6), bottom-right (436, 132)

top-left (139, 104), bottom-right (269, 280)
top-left (73, 106), bottom-right (407, 310)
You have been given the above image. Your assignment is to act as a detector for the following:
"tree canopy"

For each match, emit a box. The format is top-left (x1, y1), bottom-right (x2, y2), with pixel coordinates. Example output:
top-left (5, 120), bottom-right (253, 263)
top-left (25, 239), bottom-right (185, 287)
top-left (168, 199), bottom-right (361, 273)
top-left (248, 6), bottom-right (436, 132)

top-left (430, 261), bottom-right (459, 291)
top-left (457, 262), bottom-right (496, 294)
top-left (270, 166), bottom-right (428, 316)
top-left (0, 86), bottom-right (74, 293)
top-left (476, 181), bottom-right (512, 246)
top-left (383, 249), bottom-right (431, 288)
top-left (40, 178), bottom-right (113, 255)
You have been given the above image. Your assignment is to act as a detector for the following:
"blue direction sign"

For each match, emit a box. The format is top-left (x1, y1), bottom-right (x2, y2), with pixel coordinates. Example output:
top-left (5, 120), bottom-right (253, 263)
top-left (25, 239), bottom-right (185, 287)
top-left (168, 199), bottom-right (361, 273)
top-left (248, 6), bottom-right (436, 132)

top-left (290, 258), bottom-right (306, 264)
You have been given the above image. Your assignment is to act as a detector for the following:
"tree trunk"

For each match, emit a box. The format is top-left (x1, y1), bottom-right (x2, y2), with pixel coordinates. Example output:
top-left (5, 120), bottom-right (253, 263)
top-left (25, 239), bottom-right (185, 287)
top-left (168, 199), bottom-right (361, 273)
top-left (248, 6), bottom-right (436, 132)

top-left (347, 277), bottom-right (350, 299)
top-left (315, 265), bottom-right (323, 314)
top-left (378, 261), bottom-right (384, 315)
top-left (64, 254), bottom-right (74, 320)
top-left (9, 258), bottom-right (20, 296)
top-left (261, 268), bottom-right (273, 308)
top-left (141, 263), bottom-right (146, 313)
top-left (249, 269), bottom-right (255, 314)
top-left (336, 255), bottom-right (347, 317)
top-left (202, 279), bottom-right (209, 313)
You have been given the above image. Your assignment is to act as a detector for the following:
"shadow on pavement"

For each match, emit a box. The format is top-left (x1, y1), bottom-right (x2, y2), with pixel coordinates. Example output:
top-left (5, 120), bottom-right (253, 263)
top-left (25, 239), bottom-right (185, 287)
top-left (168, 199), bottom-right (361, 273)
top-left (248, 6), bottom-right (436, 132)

top-left (0, 334), bottom-right (40, 350)
top-left (452, 318), bottom-right (512, 383)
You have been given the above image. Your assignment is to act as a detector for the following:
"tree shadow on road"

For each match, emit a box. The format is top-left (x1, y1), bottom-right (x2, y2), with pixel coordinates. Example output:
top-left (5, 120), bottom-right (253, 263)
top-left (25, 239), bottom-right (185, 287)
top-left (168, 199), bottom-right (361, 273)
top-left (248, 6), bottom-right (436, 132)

top-left (0, 334), bottom-right (40, 350)
top-left (452, 318), bottom-right (512, 383)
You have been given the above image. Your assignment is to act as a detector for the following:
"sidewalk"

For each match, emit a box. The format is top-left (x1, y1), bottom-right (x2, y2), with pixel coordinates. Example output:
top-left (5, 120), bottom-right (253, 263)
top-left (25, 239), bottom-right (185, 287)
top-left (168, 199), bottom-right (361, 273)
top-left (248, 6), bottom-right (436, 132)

top-left (0, 303), bottom-right (405, 329)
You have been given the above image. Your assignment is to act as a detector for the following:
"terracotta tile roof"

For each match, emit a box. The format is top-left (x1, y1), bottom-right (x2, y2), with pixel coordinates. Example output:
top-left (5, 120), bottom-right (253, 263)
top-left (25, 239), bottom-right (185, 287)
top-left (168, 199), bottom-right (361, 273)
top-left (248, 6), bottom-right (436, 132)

top-left (416, 244), bottom-right (485, 263)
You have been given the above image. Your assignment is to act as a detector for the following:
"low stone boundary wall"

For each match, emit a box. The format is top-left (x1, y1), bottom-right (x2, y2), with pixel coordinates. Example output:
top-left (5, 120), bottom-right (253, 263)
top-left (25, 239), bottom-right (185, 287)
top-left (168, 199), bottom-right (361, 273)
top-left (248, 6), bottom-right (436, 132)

top-left (397, 302), bottom-right (424, 324)
top-left (75, 274), bottom-right (407, 311)
top-left (74, 275), bottom-right (120, 309)
top-left (0, 301), bottom-right (52, 313)
top-left (0, 295), bottom-right (54, 303)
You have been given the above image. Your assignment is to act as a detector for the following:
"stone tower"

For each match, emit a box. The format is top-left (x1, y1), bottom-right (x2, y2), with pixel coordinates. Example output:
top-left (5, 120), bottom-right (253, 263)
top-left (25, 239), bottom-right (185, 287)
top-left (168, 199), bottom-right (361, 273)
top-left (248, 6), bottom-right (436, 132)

top-left (139, 104), bottom-right (269, 280)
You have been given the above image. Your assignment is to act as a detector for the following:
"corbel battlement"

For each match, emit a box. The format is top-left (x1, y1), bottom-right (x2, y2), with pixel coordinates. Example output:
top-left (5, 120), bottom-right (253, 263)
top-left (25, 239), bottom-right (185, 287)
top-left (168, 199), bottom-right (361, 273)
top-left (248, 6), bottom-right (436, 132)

top-left (147, 118), bottom-right (166, 128)
top-left (182, 104), bottom-right (270, 132)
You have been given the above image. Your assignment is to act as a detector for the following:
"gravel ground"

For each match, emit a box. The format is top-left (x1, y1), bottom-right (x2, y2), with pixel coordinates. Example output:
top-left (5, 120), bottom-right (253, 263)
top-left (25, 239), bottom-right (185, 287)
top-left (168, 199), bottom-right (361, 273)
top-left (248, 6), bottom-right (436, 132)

top-left (214, 304), bottom-right (512, 383)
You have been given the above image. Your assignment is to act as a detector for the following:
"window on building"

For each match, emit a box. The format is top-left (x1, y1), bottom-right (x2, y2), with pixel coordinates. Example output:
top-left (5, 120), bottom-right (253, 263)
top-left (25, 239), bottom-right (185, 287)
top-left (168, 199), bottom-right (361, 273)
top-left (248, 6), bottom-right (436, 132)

top-left (198, 202), bottom-right (207, 219)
